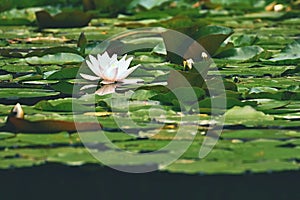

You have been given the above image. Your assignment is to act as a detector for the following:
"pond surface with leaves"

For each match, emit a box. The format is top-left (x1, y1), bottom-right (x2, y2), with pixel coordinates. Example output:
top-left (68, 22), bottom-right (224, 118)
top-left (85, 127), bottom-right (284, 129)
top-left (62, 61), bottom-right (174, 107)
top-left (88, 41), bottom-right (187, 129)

top-left (0, 0), bottom-right (300, 175)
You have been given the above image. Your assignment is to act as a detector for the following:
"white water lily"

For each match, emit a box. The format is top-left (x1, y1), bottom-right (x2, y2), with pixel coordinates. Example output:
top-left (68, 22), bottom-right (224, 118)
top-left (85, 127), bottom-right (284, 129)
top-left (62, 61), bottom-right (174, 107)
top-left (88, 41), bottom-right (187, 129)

top-left (80, 52), bottom-right (140, 84)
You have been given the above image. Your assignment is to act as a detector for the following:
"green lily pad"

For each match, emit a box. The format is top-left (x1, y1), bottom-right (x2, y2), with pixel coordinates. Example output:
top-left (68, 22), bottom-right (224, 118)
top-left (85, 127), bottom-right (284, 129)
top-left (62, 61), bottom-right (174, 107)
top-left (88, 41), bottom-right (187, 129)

top-left (151, 87), bottom-right (206, 111)
top-left (224, 106), bottom-right (274, 125)
top-left (0, 74), bottom-right (13, 81)
top-left (246, 91), bottom-right (300, 101)
top-left (25, 46), bottom-right (80, 58)
top-left (232, 34), bottom-right (258, 47)
top-left (267, 40), bottom-right (300, 64)
top-left (34, 98), bottom-right (93, 112)
top-left (197, 97), bottom-right (256, 109)
top-left (0, 132), bottom-right (15, 139)
top-left (50, 81), bottom-right (75, 95)
top-left (164, 159), bottom-right (299, 175)
top-left (195, 25), bottom-right (234, 55)
top-left (1, 1), bottom-right (300, 176)
top-left (131, 89), bottom-right (158, 101)
top-left (45, 67), bottom-right (79, 80)
top-left (16, 132), bottom-right (72, 145)
top-left (210, 0), bottom-right (266, 10)
top-left (222, 129), bottom-right (300, 140)
top-left (36, 10), bottom-right (92, 29)
top-left (0, 88), bottom-right (59, 99)
top-left (25, 53), bottom-right (84, 65)
top-left (129, 0), bottom-right (171, 10)
top-left (256, 99), bottom-right (291, 111)
top-left (161, 25), bottom-right (232, 63)
top-left (216, 46), bottom-right (265, 61)
top-left (46, 147), bottom-right (98, 166)
top-left (0, 158), bottom-right (45, 169)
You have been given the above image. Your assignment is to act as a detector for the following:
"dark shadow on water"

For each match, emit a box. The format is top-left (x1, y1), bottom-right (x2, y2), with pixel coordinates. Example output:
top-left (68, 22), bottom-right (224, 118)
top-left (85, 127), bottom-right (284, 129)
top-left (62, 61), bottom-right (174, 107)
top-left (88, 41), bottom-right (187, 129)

top-left (0, 163), bottom-right (299, 200)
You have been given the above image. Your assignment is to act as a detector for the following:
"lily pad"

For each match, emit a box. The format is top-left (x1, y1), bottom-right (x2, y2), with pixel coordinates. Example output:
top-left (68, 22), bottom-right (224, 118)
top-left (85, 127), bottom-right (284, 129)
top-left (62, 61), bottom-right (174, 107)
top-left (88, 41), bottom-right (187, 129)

top-left (216, 46), bottom-right (265, 61)
top-left (45, 67), bottom-right (79, 80)
top-left (224, 106), bottom-right (274, 125)
top-left (0, 88), bottom-right (59, 99)
top-left (34, 98), bottom-right (93, 112)
top-left (129, 0), bottom-right (171, 10)
top-left (222, 129), bottom-right (300, 140)
top-left (195, 25), bottom-right (234, 55)
top-left (267, 40), bottom-right (300, 64)
top-left (25, 53), bottom-right (84, 65)
top-left (35, 10), bottom-right (92, 29)
top-left (151, 87), bottom-right (206, 111)
top-left (25, 46), bottom-right (80, 58)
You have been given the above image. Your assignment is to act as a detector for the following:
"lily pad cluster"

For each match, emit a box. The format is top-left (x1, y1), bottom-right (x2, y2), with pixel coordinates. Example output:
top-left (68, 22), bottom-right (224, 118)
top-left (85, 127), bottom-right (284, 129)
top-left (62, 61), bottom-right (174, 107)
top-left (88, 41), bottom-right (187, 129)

top-left (0, 0), bottom-right (300, 175)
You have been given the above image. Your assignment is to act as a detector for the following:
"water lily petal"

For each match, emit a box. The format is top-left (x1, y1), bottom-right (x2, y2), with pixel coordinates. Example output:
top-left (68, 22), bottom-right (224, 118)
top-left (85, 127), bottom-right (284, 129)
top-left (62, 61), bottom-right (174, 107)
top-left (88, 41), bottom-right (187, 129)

top-left (118, 64), bottom-right (140, 80)
top-left (125, 56), bottom-right (133, 67)
top-left (87, 57), bottom-right (101, 76)
top-left (111, 67), bottom-right (119, 81)
top-left (101, 80), bottom-right (116, 84)
top-left (98, 52), bottom-right (111, 70)
top-left (80, 73), bottom-right (101, 81)
top-left (102, 51), bottom-right (110, 60)
top-left (102, 66), bottom-right (118, 82)
top-left (110, 54), bottom-right (118, 64)
top-left (119, 54), bottom-right (127, 62)
top-left (117, 54), bottom-right (128, 67)
top-left (117, 55), bottom-right (132, 79)
top-left (80, 84), bottom-right (98, 90)
top-left (121, 78), bottom-right (144, 84)
top-left (89, 55), bottom-right (98, 65)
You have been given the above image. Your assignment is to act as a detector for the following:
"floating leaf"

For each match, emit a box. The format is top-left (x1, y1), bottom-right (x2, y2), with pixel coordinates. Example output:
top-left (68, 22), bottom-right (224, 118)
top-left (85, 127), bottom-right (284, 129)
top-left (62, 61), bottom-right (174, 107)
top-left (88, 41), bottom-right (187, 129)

top-left (267, 40), bottom-right (300, 64)
top-left (0, 158), bottom-right (44, 169)
top-left (46, 147), bottom-right (98, 166)
top-left (25, 53), bottom-right (84, 65)
top-left (0, 74), bottom-right (13, 81)
top-left (0, 7), bottom-right (38, 25)
top-left (224, 106), bottom-right (274, 125)
top-left (162, 25), bottom-right (233, 61)
top-left (232, 35), bottom-right (258, 47)
top-left (222, 129), bottom-right (300, 140)
top-left (197, 97), bottom-right (256, 109)
top-left (25, 46), bottom-right (80, 58)
top-left (35, 10), bottom-right (92, 29)
top-left (129, 0), bottom-right (171, 10)
top-left (34, 99), bottom-right (93, 112)
top-left (165, 159), bottom-right (299, 175)
top-left (167, 70), bottom-right (205, 89)
top-left (131, 90), bottom-right (158, 101)
top-left (194, 25), bottom-right (234, 55)
top-left (151, 87), bottom-right (205, 111)
top-left (281, 65), bottom-right (300, 76)
top-left (210, 0), bottom-right (266, 10)
top-left (50, 81), bottom-right (75, 95)
top-left (45, 67), bottom-right (79, 80)
top-left (216, 46), bottom-right (264, 61)
top-left (246, 91), bottom-right (300, 101)
top-left (0, 88), bottom-right (59, 100)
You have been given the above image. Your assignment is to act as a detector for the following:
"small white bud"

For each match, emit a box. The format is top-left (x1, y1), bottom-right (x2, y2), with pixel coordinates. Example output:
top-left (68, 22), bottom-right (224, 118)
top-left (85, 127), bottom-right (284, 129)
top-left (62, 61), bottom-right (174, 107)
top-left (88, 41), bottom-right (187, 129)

top-left (186, 58), bottom-right (194, 69)
top-left (183, 58), bottom-right (194, 70)
top-left (201, 52), bottom-right (208, 59)
top-left (274, 4), bottom-right (284, 12)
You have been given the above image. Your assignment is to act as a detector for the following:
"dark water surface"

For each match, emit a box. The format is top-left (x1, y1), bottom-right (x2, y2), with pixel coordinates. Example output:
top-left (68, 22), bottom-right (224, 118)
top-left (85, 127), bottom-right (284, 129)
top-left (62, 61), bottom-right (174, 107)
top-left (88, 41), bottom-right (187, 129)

top-left (0, 164), bottom-right (299, 200)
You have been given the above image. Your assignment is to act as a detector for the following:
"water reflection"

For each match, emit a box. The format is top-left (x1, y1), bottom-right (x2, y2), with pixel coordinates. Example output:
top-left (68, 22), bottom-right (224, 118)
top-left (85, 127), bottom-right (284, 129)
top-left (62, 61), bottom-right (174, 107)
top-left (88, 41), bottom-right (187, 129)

top-left (80, 78), bottom-right (144, 96)
top-left (95, 83), bottom-right (119, 96)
